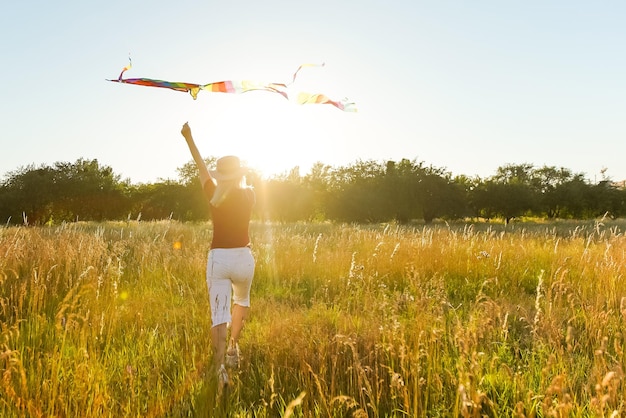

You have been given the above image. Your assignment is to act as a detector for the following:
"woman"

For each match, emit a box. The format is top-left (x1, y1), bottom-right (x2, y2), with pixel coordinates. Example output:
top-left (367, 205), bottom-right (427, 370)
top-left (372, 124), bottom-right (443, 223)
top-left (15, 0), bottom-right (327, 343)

top-left (180, 122), bottom-right (255, 388)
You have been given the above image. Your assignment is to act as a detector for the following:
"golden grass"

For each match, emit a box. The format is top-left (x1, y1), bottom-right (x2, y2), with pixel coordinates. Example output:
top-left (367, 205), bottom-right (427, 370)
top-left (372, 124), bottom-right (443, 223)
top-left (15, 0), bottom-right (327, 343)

top-left (1, 219), bottom-right (625, 417)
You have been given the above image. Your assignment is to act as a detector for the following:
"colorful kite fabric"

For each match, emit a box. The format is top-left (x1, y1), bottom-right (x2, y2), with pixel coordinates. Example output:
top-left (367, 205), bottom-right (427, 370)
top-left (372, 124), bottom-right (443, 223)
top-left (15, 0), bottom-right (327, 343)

top-left (296, 92), bottom-right (358, 112)
top-left (108, 59), bottom-right (356, 111)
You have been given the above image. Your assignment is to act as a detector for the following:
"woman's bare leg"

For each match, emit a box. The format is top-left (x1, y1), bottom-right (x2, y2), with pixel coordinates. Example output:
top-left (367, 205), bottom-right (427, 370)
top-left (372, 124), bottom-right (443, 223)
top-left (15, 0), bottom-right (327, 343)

top-left (229, 304), bottom-right (249, 349)
top-left (211, 323), bottom-right (228, 368)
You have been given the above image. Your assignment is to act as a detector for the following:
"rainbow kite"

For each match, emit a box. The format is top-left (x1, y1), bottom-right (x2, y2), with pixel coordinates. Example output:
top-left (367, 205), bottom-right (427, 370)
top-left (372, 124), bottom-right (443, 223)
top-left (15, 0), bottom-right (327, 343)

top-left (108, 59), bottom-right (356, 112)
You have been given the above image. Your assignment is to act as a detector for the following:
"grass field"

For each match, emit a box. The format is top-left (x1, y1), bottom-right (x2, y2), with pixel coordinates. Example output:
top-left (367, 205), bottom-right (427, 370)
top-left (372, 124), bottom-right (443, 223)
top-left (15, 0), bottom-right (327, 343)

top-left (1, 218), bottom-right (626, 417)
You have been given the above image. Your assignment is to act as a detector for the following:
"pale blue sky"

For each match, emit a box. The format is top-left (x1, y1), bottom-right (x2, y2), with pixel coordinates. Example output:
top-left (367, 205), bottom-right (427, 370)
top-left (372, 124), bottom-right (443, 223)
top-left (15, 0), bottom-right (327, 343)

top-left (1, 1), bottom-right (625, 184)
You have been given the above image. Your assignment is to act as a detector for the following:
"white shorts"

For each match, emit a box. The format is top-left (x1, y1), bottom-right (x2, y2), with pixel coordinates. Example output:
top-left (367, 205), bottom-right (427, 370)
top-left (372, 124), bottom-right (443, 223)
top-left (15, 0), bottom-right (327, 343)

top-left (206, 247), bottom-right (255, 327)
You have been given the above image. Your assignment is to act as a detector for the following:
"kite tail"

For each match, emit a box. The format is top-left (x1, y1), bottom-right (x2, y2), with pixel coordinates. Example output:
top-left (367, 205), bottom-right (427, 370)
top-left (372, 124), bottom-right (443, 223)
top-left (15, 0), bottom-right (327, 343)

top-left (296, 92), bottom-right (357, 112)
top-left (118, 57), bottom-right (132, 80)
top-left (200, 80), bottom-right (289, 100)
top-left (290, 63), bottom-right (325, 84)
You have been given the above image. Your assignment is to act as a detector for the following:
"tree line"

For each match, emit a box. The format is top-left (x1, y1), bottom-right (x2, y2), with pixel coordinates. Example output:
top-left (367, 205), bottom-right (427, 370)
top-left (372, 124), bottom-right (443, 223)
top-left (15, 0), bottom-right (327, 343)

top-left (1, 158), bottom-right (625, 225)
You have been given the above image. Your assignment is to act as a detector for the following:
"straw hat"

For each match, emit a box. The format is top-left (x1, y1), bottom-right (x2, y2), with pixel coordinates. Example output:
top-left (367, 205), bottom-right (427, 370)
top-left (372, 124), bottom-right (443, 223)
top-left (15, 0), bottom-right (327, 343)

top-left (210, 156), bottom-right (246, 181)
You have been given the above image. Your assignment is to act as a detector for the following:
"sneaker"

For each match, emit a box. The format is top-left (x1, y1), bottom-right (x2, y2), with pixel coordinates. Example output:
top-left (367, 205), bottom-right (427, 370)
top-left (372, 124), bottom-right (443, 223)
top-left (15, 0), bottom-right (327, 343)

top-left (225, 344), bottom-right (240, 369)
top-left (217, 364), bottom-right (229, 393)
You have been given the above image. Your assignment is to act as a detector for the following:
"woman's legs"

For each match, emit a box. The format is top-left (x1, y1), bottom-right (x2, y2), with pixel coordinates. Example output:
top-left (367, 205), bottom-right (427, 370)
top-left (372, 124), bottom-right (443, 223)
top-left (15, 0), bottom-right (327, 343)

top-left (207, 248), bottom-right (254, 369)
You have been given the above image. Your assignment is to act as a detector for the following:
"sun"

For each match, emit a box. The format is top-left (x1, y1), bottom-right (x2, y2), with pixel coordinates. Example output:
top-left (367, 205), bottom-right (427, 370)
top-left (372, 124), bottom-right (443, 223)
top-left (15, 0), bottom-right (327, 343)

top-left (210, 95), bottom-right (334, 179)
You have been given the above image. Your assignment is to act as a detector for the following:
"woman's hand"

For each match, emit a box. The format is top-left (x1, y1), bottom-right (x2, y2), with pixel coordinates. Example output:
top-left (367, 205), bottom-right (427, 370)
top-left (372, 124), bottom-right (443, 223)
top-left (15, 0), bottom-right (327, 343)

top-left (181, 122), bottom-right (192, 140)
top-left (180, 121), bottom-right (211, 186)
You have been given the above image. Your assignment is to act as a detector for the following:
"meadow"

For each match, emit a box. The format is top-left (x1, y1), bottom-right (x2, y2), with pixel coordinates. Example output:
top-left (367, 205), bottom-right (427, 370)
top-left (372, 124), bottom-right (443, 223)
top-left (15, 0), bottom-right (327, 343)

top-left (1, 218), bottom-right (626, 417)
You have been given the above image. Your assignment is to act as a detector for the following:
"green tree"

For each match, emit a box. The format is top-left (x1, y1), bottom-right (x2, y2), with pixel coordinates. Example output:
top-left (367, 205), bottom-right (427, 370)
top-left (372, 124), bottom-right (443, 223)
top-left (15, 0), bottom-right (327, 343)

top-left (532, 166), bottom-right (575, 218)
top-left (383, 159), bottom-right (420, 223)
top-left (471, 180), bottom-right (535, 223)
top-left (586, 180), bottom-right (625, 219)
top-left (384, 159), bottom-right (465, 224)
top-left (129, 181), bottom-right (206, 221)
top-left (257, 168), bottom-right (317, 222)
top-left (302, 162), bottom-right (333, 221)
top-left (0, 159), bottom-right (130, 224)
top-left (451, 175), bottom-right (478, 219)
top-left (326, 160), bottom-right (387, 223)
top-left (176, 157), bottom-right (218, 187)
top-left (51, 159), bottom-right (130, 221)
top-left (0, 165), bottom-right (57, 224)
top-left (473, 164), bottom-right (538, 223)
top-left (415, 164), bottom-right (465, 224)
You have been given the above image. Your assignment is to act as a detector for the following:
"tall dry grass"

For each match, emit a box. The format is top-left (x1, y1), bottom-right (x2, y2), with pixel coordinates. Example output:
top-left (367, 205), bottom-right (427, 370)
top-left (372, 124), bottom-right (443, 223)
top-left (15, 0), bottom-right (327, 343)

top-left (1, 219), bottom-right (625, 416)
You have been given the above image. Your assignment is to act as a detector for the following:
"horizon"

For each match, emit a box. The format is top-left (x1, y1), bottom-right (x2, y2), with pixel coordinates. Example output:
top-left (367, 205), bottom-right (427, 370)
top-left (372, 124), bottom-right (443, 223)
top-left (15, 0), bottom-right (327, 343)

top-left (1, 154), bottom-right (622, 187)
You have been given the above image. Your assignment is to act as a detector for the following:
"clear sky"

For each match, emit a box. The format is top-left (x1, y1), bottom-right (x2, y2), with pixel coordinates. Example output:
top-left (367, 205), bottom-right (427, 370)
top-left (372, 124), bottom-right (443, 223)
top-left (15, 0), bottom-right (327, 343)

top-left (1, 1), bottom-right (625, 184)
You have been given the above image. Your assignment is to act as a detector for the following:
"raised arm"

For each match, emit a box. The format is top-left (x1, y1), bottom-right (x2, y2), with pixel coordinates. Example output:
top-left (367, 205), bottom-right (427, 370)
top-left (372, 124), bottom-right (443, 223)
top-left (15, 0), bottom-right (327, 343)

top-left (180, 122), bottom-right (212, 188)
